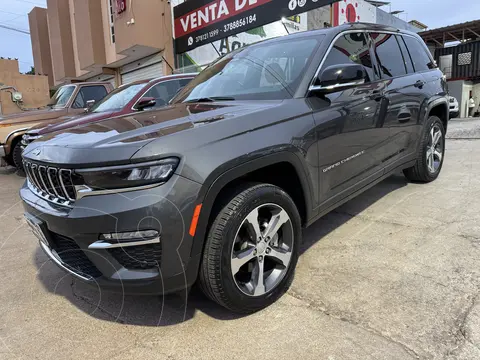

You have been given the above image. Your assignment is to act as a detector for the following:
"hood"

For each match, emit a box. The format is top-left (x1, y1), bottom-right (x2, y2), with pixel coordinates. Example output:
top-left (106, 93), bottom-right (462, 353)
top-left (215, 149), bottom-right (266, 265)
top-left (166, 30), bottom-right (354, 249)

top-left (0, 107), bottom-right (68, 126)
top-left (23, 101), bottom-right (280, 167)
top-left (28, 111), bottom-right (115, 135)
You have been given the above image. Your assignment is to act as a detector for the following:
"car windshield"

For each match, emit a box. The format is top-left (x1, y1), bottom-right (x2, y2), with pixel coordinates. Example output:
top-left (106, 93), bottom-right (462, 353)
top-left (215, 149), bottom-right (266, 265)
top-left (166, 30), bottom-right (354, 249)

top-left (47, 85), bottom-right (76, 108)
top-left (90, 83), bottom-right (146, 113)
top-left (172, 36), bottom-right (322, 103)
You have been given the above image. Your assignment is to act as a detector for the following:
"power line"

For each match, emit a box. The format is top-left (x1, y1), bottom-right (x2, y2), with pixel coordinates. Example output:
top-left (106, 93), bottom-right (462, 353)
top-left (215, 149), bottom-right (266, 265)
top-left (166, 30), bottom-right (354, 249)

top-left (0, 9), bottom-right (27, 17)
top-left (0, 23), bottom-right (30, 34)
top-left (11, 0), bottom-right (45, 6)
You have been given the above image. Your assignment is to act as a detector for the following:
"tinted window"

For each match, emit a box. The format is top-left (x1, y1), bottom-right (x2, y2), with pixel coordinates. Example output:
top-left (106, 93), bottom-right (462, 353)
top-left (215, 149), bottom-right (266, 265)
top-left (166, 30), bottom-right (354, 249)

top-left (179, 78), bottom-right (193, 87)
top-left (48, 85), bottom-right (75, 108)
top-left (143, 80), bottom-right (183, 107)
top-left (72, 86), bottom-right (108, 109)
top-left (371, 33), bottom-right (406, 78)
top-left (403, 36), bottom-right (435, 72)
top-left (91, 83), bottom-right (145, 113)
top-left (321, 33), bottom-right (375, 82)
top-left (397, 36), bottom-right (415, 73)
top-left (173, 37), bottom-right (322, 103)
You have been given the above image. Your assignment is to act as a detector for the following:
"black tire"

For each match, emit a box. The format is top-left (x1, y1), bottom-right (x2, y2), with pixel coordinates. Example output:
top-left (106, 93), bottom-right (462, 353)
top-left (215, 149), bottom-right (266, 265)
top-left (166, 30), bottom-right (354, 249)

top-left (403, 116), bottom-right (445, 183)
top-left (11, 139), bottom-right (24, 171)
top-left (199, 183), bottom-right (301, 313)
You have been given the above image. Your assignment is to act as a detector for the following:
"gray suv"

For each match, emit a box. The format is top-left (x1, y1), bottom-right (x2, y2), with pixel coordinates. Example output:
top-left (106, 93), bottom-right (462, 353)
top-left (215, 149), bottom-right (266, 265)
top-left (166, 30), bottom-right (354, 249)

top-left (21, 23), bottom-right (449, 313)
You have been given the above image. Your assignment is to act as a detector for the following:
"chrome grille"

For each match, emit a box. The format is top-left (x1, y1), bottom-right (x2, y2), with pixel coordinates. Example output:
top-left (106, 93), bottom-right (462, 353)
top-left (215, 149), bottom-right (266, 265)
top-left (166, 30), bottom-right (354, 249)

top-left (24, 161), bottom-right (76, 206)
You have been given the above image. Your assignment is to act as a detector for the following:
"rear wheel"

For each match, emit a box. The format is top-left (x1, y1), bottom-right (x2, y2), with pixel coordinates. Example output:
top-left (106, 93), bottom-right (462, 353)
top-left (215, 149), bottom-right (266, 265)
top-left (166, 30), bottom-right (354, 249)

top-left (199, 183), bottom-right (301, 313)
top-left (403, 116), bottom-right (445, 183)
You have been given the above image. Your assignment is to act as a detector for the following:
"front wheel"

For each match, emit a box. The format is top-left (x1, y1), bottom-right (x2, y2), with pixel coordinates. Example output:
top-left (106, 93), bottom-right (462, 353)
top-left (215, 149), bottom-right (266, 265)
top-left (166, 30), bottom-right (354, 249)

top-left (403, 116), bottom-right (445, 183)
top-left (199, 183), bottom-right (301, 313)
top-left (11, 140), bottom-right (24, 171)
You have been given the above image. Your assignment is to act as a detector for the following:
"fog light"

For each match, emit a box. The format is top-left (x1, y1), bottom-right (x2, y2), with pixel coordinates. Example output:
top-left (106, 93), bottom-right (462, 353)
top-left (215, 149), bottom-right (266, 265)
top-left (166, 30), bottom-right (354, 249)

top-left (100, 230), bottom-right (159, 242)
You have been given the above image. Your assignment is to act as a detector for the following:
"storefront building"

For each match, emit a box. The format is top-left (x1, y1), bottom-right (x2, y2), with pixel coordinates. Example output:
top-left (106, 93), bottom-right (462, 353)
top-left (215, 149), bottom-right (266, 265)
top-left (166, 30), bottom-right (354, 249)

top-left (28, 0), bottom-right (175, 88)
top-left (172, 0), bottom-right (422, 73)
top-left (420, 20), bottom-right (480, 117)
top-left (29, 0), bottom-right (423, 88)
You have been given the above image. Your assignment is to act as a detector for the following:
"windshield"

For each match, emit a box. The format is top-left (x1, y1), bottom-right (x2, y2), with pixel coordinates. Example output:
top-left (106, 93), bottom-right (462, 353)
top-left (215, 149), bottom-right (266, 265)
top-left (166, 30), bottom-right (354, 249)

top-left (172, 37), bottom-right (322, 103)
top-left (91, 83), bottom-right (146, 113)
top-left (48, 85), bottom-right (76, 108)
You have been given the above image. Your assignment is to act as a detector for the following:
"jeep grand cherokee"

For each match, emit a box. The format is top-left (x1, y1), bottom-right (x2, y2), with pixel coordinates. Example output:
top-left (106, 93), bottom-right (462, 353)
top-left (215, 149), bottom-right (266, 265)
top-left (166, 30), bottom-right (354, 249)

top-left (21, 23), bottom-right (449, 313)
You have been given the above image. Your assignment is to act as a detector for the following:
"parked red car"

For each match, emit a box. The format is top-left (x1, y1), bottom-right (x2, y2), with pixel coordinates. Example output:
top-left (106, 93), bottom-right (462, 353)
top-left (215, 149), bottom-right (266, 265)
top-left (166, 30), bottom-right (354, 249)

top-left (22, 73), bottom-right (197, 146)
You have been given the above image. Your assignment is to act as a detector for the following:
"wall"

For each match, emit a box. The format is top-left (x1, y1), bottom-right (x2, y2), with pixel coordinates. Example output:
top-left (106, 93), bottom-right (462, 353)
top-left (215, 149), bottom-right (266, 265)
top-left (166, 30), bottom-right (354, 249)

top-left (68, 0), bottom-right (89, 78)
top-left (307, 6), bottom-right (331, 30)
top-left (0, 60), bottom-right (50, 115)
top-left (114, 0), bottom-right (173, 56)
top-left (100, 0), bottom-right (125, 67)
top-left (462, 81), bottom-right (473, 117)
top-left (376, 8), bottom-right (420, 32)
top-left (28, 7), bottom-right (54, 87)
top-left (71, 0), bottom-right (107, 72)
top-left (436, 41), bottom-right (480, 81)
top-left (333, 0), bottom-right (376, 26)
top-left (47, 0), bottom-right (76, 84)
top-left (448, 80), bottom-right (463, 104)
top-left (471, 83), bottom-right (480, 116)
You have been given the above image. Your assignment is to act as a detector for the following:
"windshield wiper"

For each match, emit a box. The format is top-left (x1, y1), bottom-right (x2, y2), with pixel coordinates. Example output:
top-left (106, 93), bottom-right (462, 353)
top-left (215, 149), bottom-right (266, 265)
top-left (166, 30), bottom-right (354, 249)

top-left (184, 96), bottom-right (235, 103)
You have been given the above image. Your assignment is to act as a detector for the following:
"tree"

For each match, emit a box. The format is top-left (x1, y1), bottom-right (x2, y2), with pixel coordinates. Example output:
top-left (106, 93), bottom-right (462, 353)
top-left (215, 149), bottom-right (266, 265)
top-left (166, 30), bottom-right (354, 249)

top-left (25, 66), bottom-right (35, 75)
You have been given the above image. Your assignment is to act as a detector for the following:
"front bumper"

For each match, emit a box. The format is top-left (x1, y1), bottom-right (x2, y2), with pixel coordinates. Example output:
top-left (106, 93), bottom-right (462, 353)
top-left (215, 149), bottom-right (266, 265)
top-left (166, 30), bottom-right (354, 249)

top-left (21, 174), bottom-right (202, 295)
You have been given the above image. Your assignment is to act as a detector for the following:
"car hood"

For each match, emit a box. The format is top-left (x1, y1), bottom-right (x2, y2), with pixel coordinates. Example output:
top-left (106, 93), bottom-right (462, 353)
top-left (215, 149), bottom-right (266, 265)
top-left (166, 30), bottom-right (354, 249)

top-left (0, 107), bottom-right (68, 125)
top-left (23, 101), bottom-right (281, 167)
top-left (28, 111), bottom-right (115, 135)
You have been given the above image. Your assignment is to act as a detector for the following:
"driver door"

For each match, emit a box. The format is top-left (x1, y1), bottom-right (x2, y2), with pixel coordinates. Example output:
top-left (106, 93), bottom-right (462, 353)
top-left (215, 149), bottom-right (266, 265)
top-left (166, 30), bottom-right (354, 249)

top-left (309, 32), bottom-right (389, 208)
top-left (141, 80), bottom-right (185, 109)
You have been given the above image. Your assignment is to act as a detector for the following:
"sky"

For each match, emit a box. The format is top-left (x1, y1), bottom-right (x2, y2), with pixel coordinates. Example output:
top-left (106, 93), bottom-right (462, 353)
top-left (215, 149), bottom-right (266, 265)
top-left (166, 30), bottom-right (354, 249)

top-left (0, 0), bottom-right (480, 74)
top-left (0, 0), bottom-right (47, 73)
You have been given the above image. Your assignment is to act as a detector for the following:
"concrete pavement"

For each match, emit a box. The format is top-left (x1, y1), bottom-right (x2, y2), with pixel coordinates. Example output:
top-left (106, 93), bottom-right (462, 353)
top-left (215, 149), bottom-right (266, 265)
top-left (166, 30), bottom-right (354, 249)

top-left (0, 118), bottom-right (480, 359)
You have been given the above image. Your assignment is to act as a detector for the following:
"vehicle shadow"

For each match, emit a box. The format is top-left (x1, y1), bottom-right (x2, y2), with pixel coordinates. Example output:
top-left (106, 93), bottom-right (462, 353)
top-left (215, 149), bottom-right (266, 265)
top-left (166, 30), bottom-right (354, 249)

top-left (33, 174), bottom-right (408, 327)
top-left (0, 165), bottom-right (23, 176)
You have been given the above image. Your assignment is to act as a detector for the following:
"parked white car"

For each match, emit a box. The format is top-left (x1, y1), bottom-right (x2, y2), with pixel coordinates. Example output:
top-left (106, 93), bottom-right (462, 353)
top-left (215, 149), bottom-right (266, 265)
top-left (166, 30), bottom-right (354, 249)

top-left (449, 96), bottom-right (459, 118)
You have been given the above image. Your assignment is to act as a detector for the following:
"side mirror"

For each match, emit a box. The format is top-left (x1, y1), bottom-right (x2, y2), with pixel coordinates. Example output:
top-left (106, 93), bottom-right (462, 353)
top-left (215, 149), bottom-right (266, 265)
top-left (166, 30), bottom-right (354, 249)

top-left (310, 64), bottom-right (368, 93)
top-left (84, 99), bottom-right (96, 113)
top-left (135, 97), bottom-right (156, 111)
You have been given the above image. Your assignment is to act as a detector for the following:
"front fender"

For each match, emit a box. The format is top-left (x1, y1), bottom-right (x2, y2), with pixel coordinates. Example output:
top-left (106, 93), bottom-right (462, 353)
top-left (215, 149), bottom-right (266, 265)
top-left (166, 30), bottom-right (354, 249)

top-left (189, 150), bottom-right (315, 259)
top-left (4, 127), bottom-right (30, 155)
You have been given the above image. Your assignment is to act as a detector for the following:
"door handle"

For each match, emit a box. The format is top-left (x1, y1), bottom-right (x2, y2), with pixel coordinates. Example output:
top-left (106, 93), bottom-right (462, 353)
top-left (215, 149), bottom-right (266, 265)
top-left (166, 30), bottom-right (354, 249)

top-left (398, 113), bottom-right (411, 123)
top-left (414, 80), bottom-right (426, 88)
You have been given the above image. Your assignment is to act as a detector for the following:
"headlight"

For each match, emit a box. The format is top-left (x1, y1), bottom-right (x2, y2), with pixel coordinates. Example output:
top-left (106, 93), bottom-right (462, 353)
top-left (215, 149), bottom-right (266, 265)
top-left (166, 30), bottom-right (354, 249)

top-left (22, 133), bottom-right (42, 145)
top-left (75, 158), bottom-right (179, 190)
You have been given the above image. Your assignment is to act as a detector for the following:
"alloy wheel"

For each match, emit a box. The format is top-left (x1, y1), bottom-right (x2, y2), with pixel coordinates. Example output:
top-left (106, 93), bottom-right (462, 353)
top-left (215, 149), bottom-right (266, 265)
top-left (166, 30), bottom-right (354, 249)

top-left (230, 204), bottom-right (294, 297)
top-left (426, 124), bottom-right (443, 174)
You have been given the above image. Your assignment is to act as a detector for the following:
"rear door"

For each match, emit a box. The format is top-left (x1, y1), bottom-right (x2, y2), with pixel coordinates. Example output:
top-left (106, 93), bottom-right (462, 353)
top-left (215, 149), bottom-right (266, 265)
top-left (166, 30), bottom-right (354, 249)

top-left (370, 32), bottom-right (426, 170)
top-left (310, 32), bottom-right (390, 207)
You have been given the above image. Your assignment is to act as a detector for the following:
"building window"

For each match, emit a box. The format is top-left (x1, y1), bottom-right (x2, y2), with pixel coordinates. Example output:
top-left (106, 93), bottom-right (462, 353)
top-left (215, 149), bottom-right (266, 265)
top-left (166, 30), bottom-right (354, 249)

top-left (108, 0), bottom-right (116, 44)
top-left (458, 52), bottom-right (472, 66)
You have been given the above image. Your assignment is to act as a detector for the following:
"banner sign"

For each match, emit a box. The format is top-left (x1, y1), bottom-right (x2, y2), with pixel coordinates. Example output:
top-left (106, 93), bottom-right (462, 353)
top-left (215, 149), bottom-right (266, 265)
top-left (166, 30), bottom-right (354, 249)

top-left (173, 0), bottom-right (337, 53)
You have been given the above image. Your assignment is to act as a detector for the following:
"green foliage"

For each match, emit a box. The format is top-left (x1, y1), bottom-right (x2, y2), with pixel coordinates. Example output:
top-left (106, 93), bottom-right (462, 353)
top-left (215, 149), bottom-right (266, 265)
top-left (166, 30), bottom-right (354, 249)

top-left (245, 27), bottom-right (267, 38)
